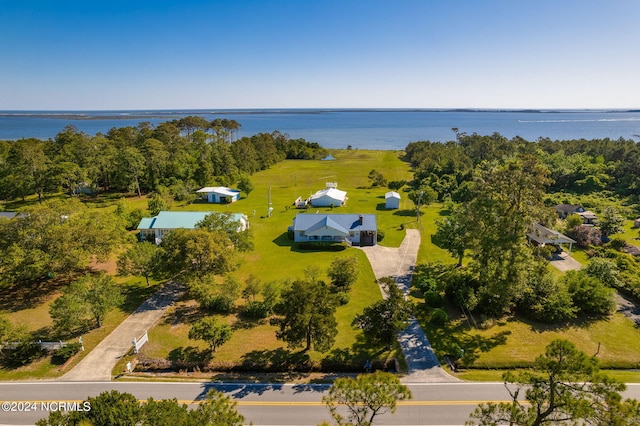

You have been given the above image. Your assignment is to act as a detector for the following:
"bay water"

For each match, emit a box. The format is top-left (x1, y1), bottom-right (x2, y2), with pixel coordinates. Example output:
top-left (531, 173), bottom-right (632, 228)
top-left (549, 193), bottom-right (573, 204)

top-left (1, 109), bottom-right (639, 150)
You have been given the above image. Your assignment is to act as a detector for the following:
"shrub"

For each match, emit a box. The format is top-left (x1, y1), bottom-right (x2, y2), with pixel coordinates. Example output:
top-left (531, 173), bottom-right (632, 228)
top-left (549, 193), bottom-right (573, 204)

top-left (445, 342), bottom-right (464, 361)
top-left (296, 242), bottom-right (346, 251)
top-left (423, 291), bottom-right (444, 308)
top-left (564, 270), bottom-right (616, 317)
top-left (519, 273), bottom-right (577, 323)
top-left (334, 292), bottom-right (350, 306)
top-left (609, 237), bottom-right (628, 250)
top-left (376, 230), bottom-right (385, 242)
top-left (429, 308), bottom-right (449, 326)
top-left (242, 301), bottom-right (272, 319)
top-left (3, 342), bottom-right (44, 367)
top-left (52, 342), bottom-right (83, 364)
top-left (567, 225), bottom-right (602, 248)
top-left (414, 277), bottom-right (437, 295)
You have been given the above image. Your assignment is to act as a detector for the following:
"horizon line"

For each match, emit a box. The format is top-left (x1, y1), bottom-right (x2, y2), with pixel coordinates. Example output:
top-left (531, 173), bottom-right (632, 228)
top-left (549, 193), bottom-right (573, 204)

top-left (1, 107), bottom-right (639, 114)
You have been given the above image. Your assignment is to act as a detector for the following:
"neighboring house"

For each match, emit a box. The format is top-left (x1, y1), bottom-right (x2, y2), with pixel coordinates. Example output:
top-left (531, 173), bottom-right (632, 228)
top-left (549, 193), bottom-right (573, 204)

top-left (0, 211), bottom-right (19, 220)
top-left (552, 204), bottom-right (597, 225)
top-left (290, 213), bottom-right (377, 246)
top-left (309, 183), bottom-right (348, 207)
top-left (196, 187), bottom-right (241, 203)
top-left (137, 211), bottom-right (248, 243)
top-left (623, 246), bottom-right (640, 257)
top-left (527, 222), bottom-right (576, 252)
top-left (385, 191), bottom-right (401, 209)
top-left (73, 182), bottom-right (95, 196)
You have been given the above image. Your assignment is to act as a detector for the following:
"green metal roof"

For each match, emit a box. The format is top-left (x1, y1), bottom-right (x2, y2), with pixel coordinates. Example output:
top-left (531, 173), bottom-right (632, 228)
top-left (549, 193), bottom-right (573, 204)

top-left (136, 211), bottom-right (241, 230)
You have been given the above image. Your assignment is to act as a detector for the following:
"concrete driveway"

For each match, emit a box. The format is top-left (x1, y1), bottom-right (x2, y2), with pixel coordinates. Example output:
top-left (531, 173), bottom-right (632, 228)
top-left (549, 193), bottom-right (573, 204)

top-left (360, 229), bottom-right (459, 383)
top-left (59, 280), bottom-right (185, 381)
top-left (550, 252), bottom-right (582, 272)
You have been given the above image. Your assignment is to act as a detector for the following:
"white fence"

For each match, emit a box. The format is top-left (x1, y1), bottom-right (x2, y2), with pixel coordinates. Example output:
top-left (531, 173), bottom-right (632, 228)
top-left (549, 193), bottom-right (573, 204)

top-left (132, 331), bottom-right (149, 354)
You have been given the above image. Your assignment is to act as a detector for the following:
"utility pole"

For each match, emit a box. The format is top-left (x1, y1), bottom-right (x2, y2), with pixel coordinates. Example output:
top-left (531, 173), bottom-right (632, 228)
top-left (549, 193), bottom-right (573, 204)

top-left (416, 190), bottom-right (423, 228)
top-left (267, 182), bottom-right (273, 218)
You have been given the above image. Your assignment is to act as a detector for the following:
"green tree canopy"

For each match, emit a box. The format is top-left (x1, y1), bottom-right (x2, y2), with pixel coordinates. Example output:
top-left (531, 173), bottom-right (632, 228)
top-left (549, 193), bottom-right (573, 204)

top-left (459, 156), bottom-right (553, 316)
top-left (323, 371), bottom-right (412, 426)
top-left (117, 241), bottom-right (161, 285)
top-left (467, 339), bottom-right (640, 426)
top-left (49, 273), bottom-right (124, 333)
top-left (327, 256), bottom-right (359, 292)
top-left (159, 228), bottom-right (238, 282)
top-left (599, 206), bottom-right (625, 238)
top-left (196, 212), bottom-right (254, 252)
top-left (276, 279), bottom-right (337, 352)
top-left (36, 389), bottom-right (245, 426)
top-left (353, 277), bottom-right (413, 349)
top-left (188, 316), bottom-right (233, 352)
top-left (0, 199), bottom-right (127, 286)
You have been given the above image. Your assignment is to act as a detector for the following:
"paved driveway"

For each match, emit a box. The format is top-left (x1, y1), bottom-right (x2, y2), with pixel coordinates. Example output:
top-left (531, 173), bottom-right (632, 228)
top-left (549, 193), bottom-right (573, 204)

top-left (550, 252), bottom-right (583, 272)
top-left (360, 229), bottom-right (459, 383)
top-left (60, 280), bottom-right (185, 381)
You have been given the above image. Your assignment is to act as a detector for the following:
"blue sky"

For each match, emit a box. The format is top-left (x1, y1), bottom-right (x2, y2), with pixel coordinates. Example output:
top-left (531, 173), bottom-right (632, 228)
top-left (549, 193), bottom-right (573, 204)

top-left (1, 0), bottom-right (639, 110)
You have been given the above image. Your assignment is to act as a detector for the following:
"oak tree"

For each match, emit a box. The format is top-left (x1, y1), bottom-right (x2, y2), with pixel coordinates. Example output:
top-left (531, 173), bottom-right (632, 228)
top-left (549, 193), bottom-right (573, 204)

top-left (276, 279), bottom-right (337, 352)
top-left (188, 316), bottom-right (232, 352)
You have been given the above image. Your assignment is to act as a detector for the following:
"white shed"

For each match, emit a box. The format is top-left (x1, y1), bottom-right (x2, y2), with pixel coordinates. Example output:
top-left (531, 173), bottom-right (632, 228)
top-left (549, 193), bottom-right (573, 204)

top-left (385, 191), bottom-right (401, 209)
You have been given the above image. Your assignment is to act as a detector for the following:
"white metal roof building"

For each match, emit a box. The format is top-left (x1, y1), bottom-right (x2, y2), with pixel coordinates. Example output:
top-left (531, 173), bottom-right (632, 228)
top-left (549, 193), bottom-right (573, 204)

top-left (309, 187), bottom-right (347, 207)
top-left (196, 187), bottom-right (241, 203)
top-left (385, 191), bottom-right (401, 209)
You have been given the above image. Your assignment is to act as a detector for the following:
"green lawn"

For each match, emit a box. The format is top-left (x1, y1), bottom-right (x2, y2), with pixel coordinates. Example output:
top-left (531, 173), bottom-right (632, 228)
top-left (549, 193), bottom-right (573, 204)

top-left (137, 250), bottom-right (398, 368)
top-left (0, 274), bottom-right (160, 380)
top-left (131, 150), bottom-right (411, 370)
top-left (5, 149), bottom-right (640, 381)
top-left (422, 310), bottom-right (640, 371)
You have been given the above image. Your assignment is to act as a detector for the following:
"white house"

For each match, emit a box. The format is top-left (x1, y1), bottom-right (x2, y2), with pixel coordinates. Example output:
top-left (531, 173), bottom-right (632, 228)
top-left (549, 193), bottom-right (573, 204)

top-left (553, 204), bottom-right (598, 225)
top-left (0, 211), bottom-right (20, 220)
top-left (385, 191), bottom-right (401, 209)
top-left (137, 211), bottom-right (248, 244)
top-left (309, 186), bottom-right (347, 207)
top-left (526, 222), bottom-right (576, 253)
top-left (196, 187), bottom-right (241, 203)
top-left (290, 213), bottom-right (377, 246)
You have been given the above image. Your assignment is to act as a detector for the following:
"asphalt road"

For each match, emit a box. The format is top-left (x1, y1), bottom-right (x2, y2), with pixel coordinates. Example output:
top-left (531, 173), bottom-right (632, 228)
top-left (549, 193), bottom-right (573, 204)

top-left (3, 382), bottom-right (640, 425)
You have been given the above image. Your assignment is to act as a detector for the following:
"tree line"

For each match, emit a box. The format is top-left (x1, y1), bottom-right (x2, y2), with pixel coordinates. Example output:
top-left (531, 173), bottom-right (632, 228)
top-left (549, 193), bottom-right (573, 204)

top-left (404, 131), bottom-right (640, 203)
top-left (0, 116), bottom-right (328, 202)
top-left (403, 132), bottom-right (640, 324)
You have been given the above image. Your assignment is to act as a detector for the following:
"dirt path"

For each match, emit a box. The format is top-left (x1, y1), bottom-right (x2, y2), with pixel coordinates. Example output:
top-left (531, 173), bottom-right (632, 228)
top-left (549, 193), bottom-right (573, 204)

top-left (360, 229), bottom-right (459, 383)
top-left (59, 281), bottom-right (185, 381)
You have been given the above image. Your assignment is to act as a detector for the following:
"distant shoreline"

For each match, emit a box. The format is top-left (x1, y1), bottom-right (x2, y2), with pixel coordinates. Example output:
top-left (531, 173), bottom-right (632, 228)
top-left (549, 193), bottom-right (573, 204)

top-left (1, 108), bottom-right (639, 121)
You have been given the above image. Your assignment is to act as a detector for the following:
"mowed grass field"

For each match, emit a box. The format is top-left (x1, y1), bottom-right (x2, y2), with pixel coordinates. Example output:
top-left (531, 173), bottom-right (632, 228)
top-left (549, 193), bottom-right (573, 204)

top-left (134, 150), bottom-right (414, 368)
top-left (4, 148), bottom-right (640, 380)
